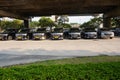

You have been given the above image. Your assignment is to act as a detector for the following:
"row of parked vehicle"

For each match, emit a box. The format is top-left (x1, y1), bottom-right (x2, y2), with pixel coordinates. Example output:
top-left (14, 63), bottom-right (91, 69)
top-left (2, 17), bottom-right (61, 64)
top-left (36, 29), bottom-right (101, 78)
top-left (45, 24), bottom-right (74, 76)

top-left (0, 27), bottom-right (119, 40)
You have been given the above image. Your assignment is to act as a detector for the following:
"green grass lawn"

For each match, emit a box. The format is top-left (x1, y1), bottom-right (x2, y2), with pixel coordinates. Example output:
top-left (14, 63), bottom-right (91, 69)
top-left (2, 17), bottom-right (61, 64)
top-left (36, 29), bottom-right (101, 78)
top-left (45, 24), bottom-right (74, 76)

top-left (0, 56), bottom-right (120, 80)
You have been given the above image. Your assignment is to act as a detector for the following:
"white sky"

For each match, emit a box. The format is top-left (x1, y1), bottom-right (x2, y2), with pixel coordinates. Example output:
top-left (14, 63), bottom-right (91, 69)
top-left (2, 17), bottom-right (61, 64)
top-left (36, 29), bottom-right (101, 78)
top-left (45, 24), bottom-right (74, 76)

top-left (32, 16), bottom-right (94, 24)
top-left (2, 16), bottom-right (94, 24)
top-left (68, 16), bottom-right (94, 24)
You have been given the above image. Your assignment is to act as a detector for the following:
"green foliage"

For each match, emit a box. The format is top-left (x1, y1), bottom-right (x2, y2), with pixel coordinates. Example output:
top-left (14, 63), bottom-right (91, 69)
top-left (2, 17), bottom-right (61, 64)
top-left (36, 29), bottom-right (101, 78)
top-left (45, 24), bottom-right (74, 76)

top-left (57, 15), bottom-right (69, 25)
top-left (0, 19), bottom-right (23, 29)
top-left (39, 17), bottom-right (55, 27)
top-left (29, 21), bottom-right (39, 28)
top-left (111, 18), bottom-right (120, 27)
top-left (81, 17), bottom-right (103, 29)
top-left (36, 56), bottom-right (120, 65)
top-left (0, 56), bottom-right (120, 80)
top-left (60, 23), bottom-right (71, 28)
top-left (56, 15), bottom-right (70, 28)
top-left (0, 62), bottom-right (120, 80)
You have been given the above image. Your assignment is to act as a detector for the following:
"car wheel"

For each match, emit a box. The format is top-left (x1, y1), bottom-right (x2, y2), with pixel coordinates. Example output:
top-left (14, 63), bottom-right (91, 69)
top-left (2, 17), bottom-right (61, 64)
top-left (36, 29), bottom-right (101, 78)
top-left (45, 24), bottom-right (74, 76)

top-left (8, 36), bottom-right (12, 40)
top-left (45, 36), bottom-right (47, 39)
top-left (2, 38), bottom-right (4, 41)
top-left (110, 37), bottom-right (113, 39)
top-left (27, 36), bottom-right (29, 40)
top-left (16, 38), bottom-right (18, 40)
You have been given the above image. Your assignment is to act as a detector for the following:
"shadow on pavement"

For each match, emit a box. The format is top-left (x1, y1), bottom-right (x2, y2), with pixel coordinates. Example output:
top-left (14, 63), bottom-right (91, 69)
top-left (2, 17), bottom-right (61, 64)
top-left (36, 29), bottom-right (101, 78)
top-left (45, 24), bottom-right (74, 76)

top-left (0, 49), bottom-right (120, 67)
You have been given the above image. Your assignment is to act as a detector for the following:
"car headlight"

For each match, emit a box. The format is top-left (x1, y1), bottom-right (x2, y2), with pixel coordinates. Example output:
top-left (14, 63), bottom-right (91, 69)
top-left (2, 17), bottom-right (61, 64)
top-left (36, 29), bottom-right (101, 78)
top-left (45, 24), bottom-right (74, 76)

top-left (41, 33), bottom-right (44, 36)
top-left (22, 34), bottom-right (27, 36)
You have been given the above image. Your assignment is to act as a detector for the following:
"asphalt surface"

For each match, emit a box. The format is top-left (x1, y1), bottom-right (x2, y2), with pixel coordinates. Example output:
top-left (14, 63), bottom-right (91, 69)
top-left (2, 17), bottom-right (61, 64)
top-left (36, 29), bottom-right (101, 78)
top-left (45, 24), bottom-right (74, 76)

top-left (0, 38), bottom-right (120, 67)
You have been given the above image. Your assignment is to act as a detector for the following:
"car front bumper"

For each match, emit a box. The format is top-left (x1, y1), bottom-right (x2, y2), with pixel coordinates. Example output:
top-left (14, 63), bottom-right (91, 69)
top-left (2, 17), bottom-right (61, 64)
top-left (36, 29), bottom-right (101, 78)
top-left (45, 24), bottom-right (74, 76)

top-left (33, 35), bottom-right (46, 40)
top-left (84, 34), bottom-right (97, 39)
top-left (16, 36), bottom-right (28, 40)
top-left (51, 35), bottom-right (63, 40)
top-left (101, 35), bottom-right (114, 39)
top-left (69, 35), bottom-right (81, 39)
top-left (0, 36), bottom-right (8, 40)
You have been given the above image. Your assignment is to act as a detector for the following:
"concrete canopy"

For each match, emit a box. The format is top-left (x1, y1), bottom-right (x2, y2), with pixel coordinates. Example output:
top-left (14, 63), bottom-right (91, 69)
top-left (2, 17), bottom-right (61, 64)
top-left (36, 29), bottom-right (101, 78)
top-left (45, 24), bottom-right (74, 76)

top-left (0, 0), bottom-right (120, 20)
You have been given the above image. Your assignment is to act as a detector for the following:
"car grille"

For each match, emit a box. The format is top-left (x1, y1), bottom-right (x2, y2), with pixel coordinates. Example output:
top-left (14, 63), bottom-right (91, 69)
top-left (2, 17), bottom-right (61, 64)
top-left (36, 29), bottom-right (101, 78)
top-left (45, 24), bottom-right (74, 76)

top-left (85, 34), bottom-right (96, 38)
top-left (71, 34), bottom-right (79, 37)
top-left (104, 33), bottom-right (111, 35)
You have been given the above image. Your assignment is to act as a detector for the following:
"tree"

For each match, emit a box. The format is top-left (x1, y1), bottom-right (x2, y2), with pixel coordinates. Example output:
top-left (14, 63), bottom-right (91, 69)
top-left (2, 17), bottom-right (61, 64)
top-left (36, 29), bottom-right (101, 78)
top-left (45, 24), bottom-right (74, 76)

top-left (54, 15), bottom-right (70, 28)
top-left (58, 15), bottom-right (69, 25)
top-left (80, 17), bottom-right (103, 29)
top-left (111, 17), bottom-right (120, 27)
top-left (61, 23), bottom-right (71, 28)
top-left (0, 19), bottom-right (23, 30)
top-left (12, 19), bottom-right (23, 28)
top-left (39, 17), bottom-right (57, 32)
top-left (39, 17), bottom-right (55, 27)
top-left (30, 21), bottom-right (39, 28)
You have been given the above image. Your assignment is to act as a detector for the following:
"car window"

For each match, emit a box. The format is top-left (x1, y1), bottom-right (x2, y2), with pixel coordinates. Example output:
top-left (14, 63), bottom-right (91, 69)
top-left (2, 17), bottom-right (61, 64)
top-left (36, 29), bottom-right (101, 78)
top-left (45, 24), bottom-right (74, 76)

top-left (84, 28), bottom-right (96, 32)
top-left (54, 28), bottom-right (63, 33)
top-left (37, 28), bottom-right (46, 33)
top-left (100, 29), bottom-right (110, 31)
top-left (19, 29), bottom-right (30, 33)
top-left (4, 29), bottom-right (16, 33)
top-left (70, 28), bottom-right (80, 32)
top-left (30, 28), bottom-right (37, 32)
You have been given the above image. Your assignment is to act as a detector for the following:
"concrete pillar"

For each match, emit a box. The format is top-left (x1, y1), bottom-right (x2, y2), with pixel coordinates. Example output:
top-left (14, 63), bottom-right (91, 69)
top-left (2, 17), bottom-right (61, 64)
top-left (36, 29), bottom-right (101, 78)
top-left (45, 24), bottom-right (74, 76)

top-left (103, 15), bottom-right (111, 28)
top-left (24, 20), bottom-right (29, 28)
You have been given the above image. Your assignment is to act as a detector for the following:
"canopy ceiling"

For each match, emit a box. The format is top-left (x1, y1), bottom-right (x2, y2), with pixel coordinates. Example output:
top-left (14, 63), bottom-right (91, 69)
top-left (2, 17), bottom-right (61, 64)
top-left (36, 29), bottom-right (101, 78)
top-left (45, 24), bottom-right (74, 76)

top-left (0, 0), bottom-right (119, 19)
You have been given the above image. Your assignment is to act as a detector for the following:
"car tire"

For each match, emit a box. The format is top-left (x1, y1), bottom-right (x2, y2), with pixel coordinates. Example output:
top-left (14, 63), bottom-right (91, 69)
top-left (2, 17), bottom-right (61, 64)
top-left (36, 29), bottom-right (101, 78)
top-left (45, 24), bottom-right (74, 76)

top-left (16, 38), bottom-right (18, 40)
top-left (110, 37), bottom-right (113, 39)
top-left (8, 36), bottom-right (12, 40)
top-left (27, 36), bottom-right (29, 40)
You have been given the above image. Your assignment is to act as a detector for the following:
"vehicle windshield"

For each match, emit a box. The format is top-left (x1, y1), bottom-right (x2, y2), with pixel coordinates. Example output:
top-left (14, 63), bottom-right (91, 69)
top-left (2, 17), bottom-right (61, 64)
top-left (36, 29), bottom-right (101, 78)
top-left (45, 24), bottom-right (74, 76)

top-left (30, 28), bottom-right (36, 32)
top-left (116, 28), bottom-right (120, 31)
top-left (37, 28), bottom-right (46, 33)
top-left (3, 29), bottom-right (17, 33)
top-left (100, 28), bottom-right (110, 31)
top-left (19, 29), bottom-right (30, 33)
top-left (70, 28), bottom-right (80, 32)
top-left (53, 28), bottom-right (63, 33)
top-left (84, 28), bottom-right (96, 32)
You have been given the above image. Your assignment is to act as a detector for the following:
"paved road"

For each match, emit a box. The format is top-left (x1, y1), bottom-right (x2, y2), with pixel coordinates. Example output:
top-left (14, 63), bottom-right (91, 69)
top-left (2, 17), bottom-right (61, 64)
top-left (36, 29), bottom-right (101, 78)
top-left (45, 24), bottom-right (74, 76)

top-left (0, 38), bottom-right (120, 67)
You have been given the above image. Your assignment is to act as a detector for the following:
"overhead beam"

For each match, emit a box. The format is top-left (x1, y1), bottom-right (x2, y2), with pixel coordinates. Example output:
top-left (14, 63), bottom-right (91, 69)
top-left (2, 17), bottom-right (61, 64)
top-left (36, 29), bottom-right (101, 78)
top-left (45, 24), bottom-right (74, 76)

top-left (0, 0), bottom-right (119, 10)
top-left (84, 0), bottom-right (120, 7)
top-left (0, 10), bottom-right (28, 20)
top-left (0, 0), bottom-right (119, 7)
top-left (0, 0), bottom-right (27, 6)
top-left (104, 7), bottom-right (120, 18)
top-left (0, 0), bottom-right (119, 17)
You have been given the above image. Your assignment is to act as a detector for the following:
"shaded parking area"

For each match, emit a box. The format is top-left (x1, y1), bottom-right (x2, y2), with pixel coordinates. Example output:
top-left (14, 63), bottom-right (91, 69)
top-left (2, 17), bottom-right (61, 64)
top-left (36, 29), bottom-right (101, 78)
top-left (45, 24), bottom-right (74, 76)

top-left (0, 38), bottom-right (120, 66)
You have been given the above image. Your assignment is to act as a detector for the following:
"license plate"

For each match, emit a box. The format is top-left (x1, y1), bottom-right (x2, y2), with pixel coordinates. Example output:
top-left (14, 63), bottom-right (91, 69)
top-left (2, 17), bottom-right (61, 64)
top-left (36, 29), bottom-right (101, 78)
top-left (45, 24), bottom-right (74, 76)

top-left (73, 35), bottom-right (77, 38)
top-left (17, 36), bottom-right (22, 39)
top-left (35, 36), bottom-right (39, 38)
top-left (54, 36), bottom-right (59, 39)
